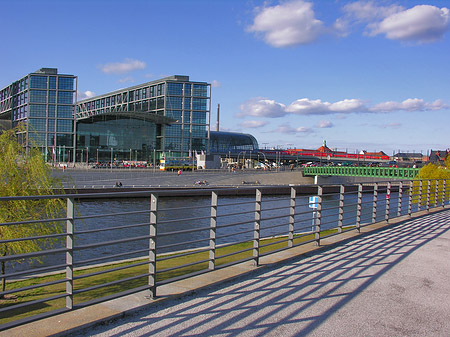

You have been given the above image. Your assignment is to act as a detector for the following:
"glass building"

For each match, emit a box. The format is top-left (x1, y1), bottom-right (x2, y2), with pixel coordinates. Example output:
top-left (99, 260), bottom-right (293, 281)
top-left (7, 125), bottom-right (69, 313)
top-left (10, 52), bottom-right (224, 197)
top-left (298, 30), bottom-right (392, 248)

top-left (210, 131), bottom-right (258, 153)
top-left (75, 75), bottom-right (211, 164)
top-left (0, 68), bottom-right (77, 162)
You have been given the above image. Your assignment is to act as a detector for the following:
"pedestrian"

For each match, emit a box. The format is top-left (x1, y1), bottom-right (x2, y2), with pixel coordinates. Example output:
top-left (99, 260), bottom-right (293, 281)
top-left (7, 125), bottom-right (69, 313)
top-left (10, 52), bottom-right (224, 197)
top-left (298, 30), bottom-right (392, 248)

top-left (178, 169), bottom-right (182, 176)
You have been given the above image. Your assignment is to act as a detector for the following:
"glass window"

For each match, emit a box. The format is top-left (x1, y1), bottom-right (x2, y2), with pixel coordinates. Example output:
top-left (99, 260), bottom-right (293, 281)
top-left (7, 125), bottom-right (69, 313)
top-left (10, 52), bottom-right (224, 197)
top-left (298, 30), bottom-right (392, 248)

top-left (184, 98), bottom-right (191, 110)
top-left (29, 90), bottom-right (47, 103)
top-left (57, 119), bottom-right (73, 132)
top-left (58, 91), bottom-right (74, 104)
top-left (48, 119), bottom-right (55, 132)
top-left (48, 105), bottom-right (55, 117)
top-left (58, 77), bottom-right (74, 90)
top-left (193, 98), bottom-right (207, 110)
top-left (29, 104), bottom-right (47, 117)
top-left (28, 118), bottom-right (47, 132)
top-left (157, 97), bottom-right (164, 109)
top-left (184, 84), bottom-right (191, 96)
top-left (49, 90), bottom-right (56, 103)
top-left (57, 105), bottom-right (74, 118)
top-left (193, 84), bottom-right (208, 97)
top-left (57, 134), bottom-right (73, 146)
top-left (30, 76), bottom-right (47, 89)
top-left (167, 83), bottom-right (183, 96)
top-left (166, 96), bottom-right (182, 109)
top-left (49, 77), bottom-right (57, 89)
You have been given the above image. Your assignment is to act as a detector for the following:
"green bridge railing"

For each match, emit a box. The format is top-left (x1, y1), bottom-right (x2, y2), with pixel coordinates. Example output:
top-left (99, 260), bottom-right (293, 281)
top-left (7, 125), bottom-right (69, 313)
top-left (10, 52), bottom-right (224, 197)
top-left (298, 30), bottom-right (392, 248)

top-left (303, 166), bottom-right (420, 179)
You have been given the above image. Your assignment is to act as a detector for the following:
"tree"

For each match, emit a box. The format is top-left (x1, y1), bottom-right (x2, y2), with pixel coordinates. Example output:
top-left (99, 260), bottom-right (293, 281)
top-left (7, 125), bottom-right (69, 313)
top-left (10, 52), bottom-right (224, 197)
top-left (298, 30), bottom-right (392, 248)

top-left (415, 157), bottom-right (450, 207)
top-left (0, 126), bottom-right (64, 295)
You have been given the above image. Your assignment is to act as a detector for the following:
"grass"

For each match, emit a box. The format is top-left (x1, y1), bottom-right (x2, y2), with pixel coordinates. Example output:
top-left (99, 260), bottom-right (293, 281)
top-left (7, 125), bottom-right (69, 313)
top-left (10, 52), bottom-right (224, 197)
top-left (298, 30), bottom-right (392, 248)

top-left (0, 227), bottom-right (348, 325)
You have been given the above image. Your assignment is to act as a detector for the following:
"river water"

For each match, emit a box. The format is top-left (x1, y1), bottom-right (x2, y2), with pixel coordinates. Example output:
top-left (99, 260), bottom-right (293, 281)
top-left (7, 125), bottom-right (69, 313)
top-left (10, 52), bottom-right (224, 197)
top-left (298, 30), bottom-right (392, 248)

top-left (10, 191), bottom-right (395, 274)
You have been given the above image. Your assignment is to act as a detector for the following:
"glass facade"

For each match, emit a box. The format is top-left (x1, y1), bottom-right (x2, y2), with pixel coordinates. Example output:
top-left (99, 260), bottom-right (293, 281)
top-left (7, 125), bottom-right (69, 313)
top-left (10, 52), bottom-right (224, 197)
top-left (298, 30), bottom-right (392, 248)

top-left (75, 75), bottom-right (211, 163)
top-left (0, 68), bottom-right (76, 163)
top-left (210, 131), bottom-right (259, 153)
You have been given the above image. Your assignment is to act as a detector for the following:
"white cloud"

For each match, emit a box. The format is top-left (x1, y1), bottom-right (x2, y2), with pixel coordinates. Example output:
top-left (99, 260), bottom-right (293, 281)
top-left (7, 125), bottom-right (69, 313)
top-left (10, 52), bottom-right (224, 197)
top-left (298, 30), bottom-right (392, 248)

top-left (239, 97), bottom-right (448, 118)
top-left (343, 1), bottom-right (403, 23)
top-left (211, 80), bottom-right (221, 88)
top-left (368, 5), bottom-right (450, 43)
top-left (370, 98), bottom-right (447, 112)
top-left (101, 58), bottom-right (146, 75)
top-left (273, 124), bottom-right (312, 134)
top-left (240, 120), bottom-right (268, 128)
top-left (317, 120), bottom-right (333, 128)
top-left (238, 98), bottom-right (286, 118)
top-left (77, 90), bottom-right (96, 100)
top-left (118, 76), bottom-right (135, 84)
top-left (286, 98), bottom-right (366, 115)
top-left (248, 0), bottom-right (324, 47)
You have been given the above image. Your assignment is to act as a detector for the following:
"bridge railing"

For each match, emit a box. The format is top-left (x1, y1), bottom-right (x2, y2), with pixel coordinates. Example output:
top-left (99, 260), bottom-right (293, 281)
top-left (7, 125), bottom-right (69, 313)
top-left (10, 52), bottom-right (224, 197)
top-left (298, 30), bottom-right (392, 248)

top-left (0, 179), bottom-right (448, 330)
top-left (304, 166), bottom-right (420, 179)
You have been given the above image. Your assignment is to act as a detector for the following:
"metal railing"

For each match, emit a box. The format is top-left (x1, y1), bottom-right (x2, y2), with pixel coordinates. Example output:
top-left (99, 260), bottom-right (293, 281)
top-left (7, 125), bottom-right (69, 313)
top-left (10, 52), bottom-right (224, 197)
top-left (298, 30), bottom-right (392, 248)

top-left (0, 178), bottom-right (448, 330)
top-left (304, 166), bottom-right (420, 179)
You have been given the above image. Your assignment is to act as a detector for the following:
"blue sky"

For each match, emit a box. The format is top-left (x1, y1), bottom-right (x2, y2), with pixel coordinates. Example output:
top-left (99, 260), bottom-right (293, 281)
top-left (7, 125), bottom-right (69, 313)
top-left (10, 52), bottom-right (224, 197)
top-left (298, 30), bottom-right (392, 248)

top-left (1, 0), bottom-right (449, 155)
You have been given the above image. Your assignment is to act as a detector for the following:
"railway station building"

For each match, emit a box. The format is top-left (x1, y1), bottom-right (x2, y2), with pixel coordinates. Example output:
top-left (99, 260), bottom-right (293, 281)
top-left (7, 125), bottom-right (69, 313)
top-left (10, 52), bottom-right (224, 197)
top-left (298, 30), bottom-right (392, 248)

top-left (1, 68), bottom-right (260, 166)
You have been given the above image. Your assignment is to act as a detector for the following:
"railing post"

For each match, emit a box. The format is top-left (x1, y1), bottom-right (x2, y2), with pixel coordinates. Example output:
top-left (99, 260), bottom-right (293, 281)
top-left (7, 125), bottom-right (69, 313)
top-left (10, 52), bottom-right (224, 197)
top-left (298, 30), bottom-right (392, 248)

top-left (408, 180), bottom-right (413, 217)
top-left (356, 183), bottom-right (362, 232)
top-left (209, 191), bottom-right (218, 270)
top-left (66, 197), bottom-right (74, 310)
top-left (315, 186), bottom-right (323, 245)
top-left (288, 187), bottom-right (296, 248)
top-left (338, 184), bottom-right (344, 233)
top-left (253, 189), bottom-right (262, 266)
top-left (372, 183), bottom-right (378, 224)
top-left (149, 193), bottom-right (158, 298)
top-left (435, 180), bottom-right (439, 207)
top-left (397, 181), bottom-right (403, 216)
top-left (426, 180), bottom-right (431, 212)
top-left (418, 180), bottom-right (422, 211)
top-left (385, 182), bottom-right (391, 223)
top-left (442, 179), bottom-right (446, 208)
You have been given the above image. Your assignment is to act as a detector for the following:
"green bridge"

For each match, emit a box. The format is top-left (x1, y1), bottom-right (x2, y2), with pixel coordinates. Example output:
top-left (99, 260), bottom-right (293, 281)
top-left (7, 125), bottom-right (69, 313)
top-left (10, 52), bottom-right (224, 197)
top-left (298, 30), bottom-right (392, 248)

top-left (303, 166), bottom-right (420, 179)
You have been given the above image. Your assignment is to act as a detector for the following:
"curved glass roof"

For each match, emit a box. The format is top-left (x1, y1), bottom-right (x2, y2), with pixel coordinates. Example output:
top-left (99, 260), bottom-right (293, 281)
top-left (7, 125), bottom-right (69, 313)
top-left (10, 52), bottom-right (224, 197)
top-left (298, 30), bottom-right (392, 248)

top-left (210, 131), bottom-right (259, 153)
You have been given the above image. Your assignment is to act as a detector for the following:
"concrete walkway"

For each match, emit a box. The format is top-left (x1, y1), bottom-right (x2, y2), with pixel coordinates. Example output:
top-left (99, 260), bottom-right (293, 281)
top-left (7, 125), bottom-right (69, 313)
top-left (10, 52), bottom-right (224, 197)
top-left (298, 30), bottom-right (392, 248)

top-left (4, 208), bottom-right (450, 336)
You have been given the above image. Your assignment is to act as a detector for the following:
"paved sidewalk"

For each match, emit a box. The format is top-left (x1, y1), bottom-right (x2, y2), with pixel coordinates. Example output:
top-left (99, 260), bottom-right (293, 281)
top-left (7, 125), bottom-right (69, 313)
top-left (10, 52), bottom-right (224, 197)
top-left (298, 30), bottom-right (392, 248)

top-left (4, 209), bottom-right (450, 336)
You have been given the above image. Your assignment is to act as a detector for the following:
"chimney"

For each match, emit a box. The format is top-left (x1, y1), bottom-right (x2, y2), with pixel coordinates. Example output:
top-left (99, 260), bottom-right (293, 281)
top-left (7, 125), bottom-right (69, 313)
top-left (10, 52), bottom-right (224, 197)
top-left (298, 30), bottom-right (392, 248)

top-left (216, 104), bottom-right (220, 131)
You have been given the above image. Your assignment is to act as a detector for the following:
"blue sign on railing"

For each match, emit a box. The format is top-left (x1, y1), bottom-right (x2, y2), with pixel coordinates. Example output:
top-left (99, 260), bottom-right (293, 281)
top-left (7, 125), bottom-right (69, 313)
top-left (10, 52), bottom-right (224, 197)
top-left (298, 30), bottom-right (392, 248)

top-left (309, 196), bottom-right (318, 208)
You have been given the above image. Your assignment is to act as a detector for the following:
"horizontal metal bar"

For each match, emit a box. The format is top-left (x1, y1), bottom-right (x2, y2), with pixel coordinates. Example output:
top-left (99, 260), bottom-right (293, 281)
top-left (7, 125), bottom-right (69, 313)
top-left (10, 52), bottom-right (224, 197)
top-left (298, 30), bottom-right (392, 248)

top-left (75, 235), bottom-right (151, 251)
top-left (0, 232), bottom-right (66, 244)
top-left (0, 293), bottom-right (67, 314)
top-left (158, 214), bottom-right (212, 225)
top-left (157, 225), bottom-right (210, 238)
top-left (75, 221), bottom-right (149, 235)
top-left (2, 263), bottom-right (68, 280)
top-left (157, 258), bottom-right (210, 274)
top-left (74, 249), bottom-right (149, 267)
top-left (157, 247), bottom-right (210, 262)
top-left (157, 237), bottom-right (209, 251)
top-left (73, 272), bottom-right (150, 295)
top-left (0, 247), bottom-right (68, 263)
top-left (74, 209), bottom-right (149, 221)
top-left (74, 260), bottom-right (149, 280)
top-left (0, 216), bottom-right (68, 227)
top-left (0, 278), bottom-right (66, 297)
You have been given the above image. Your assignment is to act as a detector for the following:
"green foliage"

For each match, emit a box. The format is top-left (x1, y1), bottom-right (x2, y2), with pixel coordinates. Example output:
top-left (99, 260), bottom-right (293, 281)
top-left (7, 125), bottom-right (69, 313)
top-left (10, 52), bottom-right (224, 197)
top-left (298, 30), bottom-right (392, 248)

top-left (0, 126), bottom-right (65, 293)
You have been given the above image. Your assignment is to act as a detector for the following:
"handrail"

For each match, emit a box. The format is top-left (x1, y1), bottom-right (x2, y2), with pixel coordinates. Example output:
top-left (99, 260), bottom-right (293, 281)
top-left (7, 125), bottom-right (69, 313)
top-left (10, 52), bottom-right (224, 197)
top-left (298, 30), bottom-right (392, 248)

top-left (0, 178), bottom-right (448, 330)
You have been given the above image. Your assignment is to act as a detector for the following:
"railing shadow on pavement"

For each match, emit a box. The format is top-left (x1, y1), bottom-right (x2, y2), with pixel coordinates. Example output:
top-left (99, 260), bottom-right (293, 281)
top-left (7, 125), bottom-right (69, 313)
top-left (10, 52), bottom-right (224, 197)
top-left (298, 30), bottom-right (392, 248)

top-left (90, 209), bottom-right (450, 336)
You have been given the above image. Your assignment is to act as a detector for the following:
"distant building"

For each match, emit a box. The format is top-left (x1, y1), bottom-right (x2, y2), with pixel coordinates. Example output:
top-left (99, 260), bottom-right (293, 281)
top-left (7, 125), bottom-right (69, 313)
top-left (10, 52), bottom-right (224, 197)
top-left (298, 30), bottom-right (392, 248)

top-left (429, 150), bottom-right (449, 165)
top-left (0, 68), bottom-right (77, 162)
top-left (393, 152), bottom-right (424, 163)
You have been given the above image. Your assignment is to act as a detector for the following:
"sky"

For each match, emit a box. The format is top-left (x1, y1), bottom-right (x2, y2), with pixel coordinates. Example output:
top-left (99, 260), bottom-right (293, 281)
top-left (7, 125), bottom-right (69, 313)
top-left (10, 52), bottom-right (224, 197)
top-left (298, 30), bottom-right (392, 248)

top-left (1, 0), bottom-right (449, 155)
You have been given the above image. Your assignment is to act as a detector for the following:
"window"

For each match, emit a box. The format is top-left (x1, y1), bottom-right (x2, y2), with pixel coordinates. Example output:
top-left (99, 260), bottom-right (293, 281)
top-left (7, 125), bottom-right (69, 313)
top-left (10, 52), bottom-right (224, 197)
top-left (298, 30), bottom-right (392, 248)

top-left (58, 77), bottom-right (74, 90)
top-left (57, 119), bottom-right (73, 132)
top-left (193, 84), bottom-right (208, 97)
top-left (30, 76), bottom-right (47, 89)
top-left (167, 83), bottom-right (183, 95)
top-left (57, 105), bottom-right (74, 118)
top-left (29, 90), bottom-right (47, 103)
top-left (58, 91), bottom-right (74, 104)
top-left (48, 91), bottom-right (56, 103)
top-left (49, 77), bottom-right (57, 89)
top-left (29, 118), bottom-right (47, 132)
top-left (29, 104), bottom-right (47, 117)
